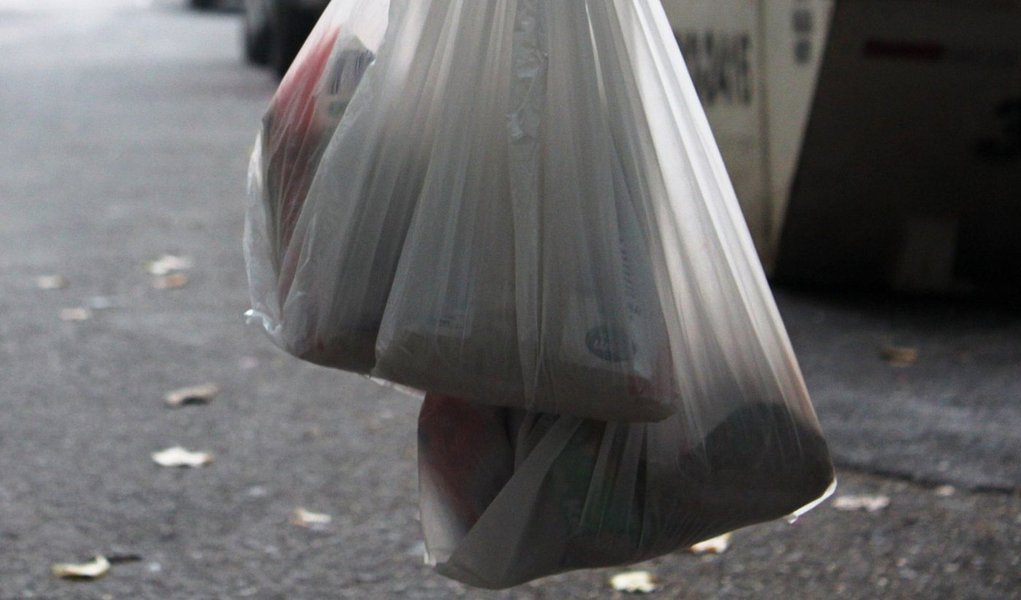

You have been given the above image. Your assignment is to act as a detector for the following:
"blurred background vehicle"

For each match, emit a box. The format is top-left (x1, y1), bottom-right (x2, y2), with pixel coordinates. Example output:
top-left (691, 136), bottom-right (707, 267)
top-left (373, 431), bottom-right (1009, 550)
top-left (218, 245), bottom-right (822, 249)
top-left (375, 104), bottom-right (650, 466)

top-left (242, 0), bottom-right (329, 78)
top-left (665, 0), bottom-right (1021, 300)
top-left (188, 0), bottom-right (242, 10)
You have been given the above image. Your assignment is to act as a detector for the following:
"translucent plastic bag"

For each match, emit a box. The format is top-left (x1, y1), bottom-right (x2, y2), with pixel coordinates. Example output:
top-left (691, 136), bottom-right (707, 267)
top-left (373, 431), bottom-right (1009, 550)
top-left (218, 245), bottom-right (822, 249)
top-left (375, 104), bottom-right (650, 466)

top-left (246, 1), bottom-right (837, 588)
top-left (418, 393), bottom-right (835, 589)
top-left (248, 0), bottom-right (824, 427)
top-left (369, 0), bottom-right (814, 426)
top-left (245, 0), bottom-right (391, 371)
top-left (370, 0), bottom-right (678, 421)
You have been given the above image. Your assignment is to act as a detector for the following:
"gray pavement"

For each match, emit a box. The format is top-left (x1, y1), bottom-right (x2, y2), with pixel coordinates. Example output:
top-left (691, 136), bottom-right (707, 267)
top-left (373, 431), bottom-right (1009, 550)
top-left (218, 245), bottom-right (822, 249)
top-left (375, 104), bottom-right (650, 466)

top-left (0, 1), bottom-right (1018, 599)
top-left (779, 289), bottom-right (1021, 492)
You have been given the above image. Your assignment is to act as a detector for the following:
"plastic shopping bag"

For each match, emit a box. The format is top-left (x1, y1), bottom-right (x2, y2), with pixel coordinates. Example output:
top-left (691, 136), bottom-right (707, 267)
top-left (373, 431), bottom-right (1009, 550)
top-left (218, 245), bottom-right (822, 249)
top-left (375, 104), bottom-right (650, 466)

top-left (369, 0), bottom-right (678, 421)
top-left (371, 0), bottom-right (813, 425)
top-left (418, 393), bottom-right (835, 589)
top-left (247, 0), bottom-right (826, 427)
top-left (245, 0), bottom-right (390, 372)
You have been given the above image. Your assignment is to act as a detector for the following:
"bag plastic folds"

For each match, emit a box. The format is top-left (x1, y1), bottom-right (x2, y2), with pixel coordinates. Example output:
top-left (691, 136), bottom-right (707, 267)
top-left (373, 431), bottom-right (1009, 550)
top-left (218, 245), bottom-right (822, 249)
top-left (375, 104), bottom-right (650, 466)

top-left (245, 0), bottom-right (836, 589)
top-left (245, 0), bottom-right (390, 372)
top-left (419, 393), bottom-right (834, 589)
top-left (246, 0), bottom-right (822, 427)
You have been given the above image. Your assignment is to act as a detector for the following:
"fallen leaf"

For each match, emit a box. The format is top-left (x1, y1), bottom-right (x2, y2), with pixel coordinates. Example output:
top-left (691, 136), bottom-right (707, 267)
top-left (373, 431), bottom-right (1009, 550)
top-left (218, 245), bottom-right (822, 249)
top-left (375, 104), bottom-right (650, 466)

top-left (610, 571), bottom-right (658, 594)
top-left (881, 345), bottom-right (918, 367)
top-left (152, 446), bottom-right (214, 468)
top-left (290, 507), bottom-right (332, 530)
top-left (689, 532), bottom-right (733, 555)
top-left (145, 254), bottom-right (193, 275)
top-left (152, 273), bottom-right (189, 290)
top-left (37, 275), bottom-right (70, 290)
top-left (833, 494), bottom-right (891, 513)
top-left (935, 485), bottom-right (956, 497)
top-left (59, 308), bottom-right (92, 321)
top-left (163, 383), bottom-right (219, 408)
top-left (51, 556), bottom-right (110, 580)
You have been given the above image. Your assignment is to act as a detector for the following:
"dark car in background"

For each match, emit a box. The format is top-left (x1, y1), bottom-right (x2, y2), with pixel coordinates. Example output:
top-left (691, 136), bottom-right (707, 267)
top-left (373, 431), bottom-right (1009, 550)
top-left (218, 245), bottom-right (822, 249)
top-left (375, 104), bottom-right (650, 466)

top-left (243, 0), bottom-right (330, 78)
top-left (188, 0), bottom-right (242, 9)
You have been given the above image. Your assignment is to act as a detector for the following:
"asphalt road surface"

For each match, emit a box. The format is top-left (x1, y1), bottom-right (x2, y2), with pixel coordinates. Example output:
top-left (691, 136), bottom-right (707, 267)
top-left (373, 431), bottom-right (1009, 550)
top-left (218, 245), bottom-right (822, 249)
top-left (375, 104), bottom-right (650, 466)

top-left (0, 1), bottom-right (1018, 599)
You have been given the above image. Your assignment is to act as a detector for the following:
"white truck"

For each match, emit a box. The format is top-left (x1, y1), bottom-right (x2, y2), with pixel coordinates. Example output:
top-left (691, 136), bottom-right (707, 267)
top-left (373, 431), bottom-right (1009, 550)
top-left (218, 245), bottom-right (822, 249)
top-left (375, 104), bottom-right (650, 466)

top-left (664, 0), bottom-right (1021, 293)
top-left (663, 0), bottom-right (834, 271)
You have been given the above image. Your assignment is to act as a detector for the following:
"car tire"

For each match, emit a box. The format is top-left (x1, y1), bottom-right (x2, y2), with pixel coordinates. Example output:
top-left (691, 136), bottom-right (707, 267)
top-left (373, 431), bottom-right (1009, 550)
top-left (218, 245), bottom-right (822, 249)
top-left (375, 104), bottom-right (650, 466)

top-left (269, 4), bottom-right (318, 79)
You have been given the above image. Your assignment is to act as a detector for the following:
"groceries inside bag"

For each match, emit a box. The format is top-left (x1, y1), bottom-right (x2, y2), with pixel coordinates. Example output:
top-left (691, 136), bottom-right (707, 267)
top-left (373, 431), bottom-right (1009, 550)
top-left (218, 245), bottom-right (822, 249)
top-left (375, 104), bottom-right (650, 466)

top-left (418, 393), bottom-right (835, 589)
top-left (246, 0), bottom-right (827, 425)
top-left (369, 0), bottom-right (680, 421)
top-left (246, 0), bottom-right (837, 589)
top-left (245, 0), bottom-right (397, 373)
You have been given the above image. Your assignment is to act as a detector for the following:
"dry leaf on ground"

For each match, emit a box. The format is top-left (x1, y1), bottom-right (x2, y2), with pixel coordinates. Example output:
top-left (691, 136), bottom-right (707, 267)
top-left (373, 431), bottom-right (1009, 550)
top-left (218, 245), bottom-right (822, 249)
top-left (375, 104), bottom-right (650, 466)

top-left (290, 507), bottom-right (332, 530)
top-left (152, 446), bottom-right (214, 468)
top-left (164, 383), bottom-right (219, 407)
top-left (833, 494), bottom-right (891, 512)
top-left (689, 532), bottom-right (733, 554)
top-left (59, 308), bottom-right (92, 321)
top-left (51, 556), bottom-right (110, 580)
top-left (37, 275), bottom-right (70, 290)
top-left (610, 571), bottom-right (658, 594)
top-left (145, 254), bottom-right (193, 275)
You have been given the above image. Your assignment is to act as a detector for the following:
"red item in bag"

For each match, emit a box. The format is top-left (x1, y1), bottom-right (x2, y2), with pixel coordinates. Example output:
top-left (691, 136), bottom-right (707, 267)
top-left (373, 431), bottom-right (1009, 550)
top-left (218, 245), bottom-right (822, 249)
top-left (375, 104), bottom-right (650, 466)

top-left (261, 28), bottom-right (374, 303)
